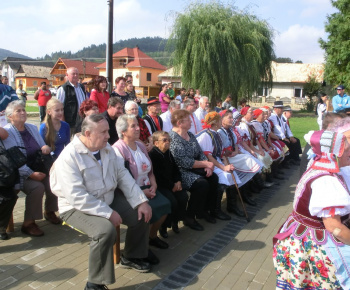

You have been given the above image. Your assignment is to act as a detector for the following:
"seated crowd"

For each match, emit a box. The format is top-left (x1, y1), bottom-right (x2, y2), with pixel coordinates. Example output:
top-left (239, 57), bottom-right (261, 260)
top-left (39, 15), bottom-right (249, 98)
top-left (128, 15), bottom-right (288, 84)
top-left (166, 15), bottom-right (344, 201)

top-left (0, 73), bottom-right (304, 290)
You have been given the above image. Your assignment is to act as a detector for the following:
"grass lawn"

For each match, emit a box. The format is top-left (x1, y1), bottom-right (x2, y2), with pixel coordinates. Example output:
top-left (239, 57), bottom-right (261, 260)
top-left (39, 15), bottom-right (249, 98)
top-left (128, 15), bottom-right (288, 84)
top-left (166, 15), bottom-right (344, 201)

top-left (25, 101), bottom-right (39, 113)
top-left (289, 116), bottom-right (319, 148)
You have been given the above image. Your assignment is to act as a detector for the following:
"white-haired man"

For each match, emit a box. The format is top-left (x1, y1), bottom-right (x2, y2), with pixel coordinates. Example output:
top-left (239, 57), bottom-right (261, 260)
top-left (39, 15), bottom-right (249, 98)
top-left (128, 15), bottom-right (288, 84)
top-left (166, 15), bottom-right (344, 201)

top-left (194, 96), bottom-right (209, 123)
top-left (160, 99), bottom-right (181, 132)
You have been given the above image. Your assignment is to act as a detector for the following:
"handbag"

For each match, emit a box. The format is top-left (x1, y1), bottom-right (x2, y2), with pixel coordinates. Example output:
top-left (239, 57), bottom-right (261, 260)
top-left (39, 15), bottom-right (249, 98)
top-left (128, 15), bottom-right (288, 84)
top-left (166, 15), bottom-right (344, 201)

top-left (0, 139), bottom-right (27, 187)
top-left (190, 167), bottom-right (207, 176)
top-left (30, 150), bottom-right (56, 174)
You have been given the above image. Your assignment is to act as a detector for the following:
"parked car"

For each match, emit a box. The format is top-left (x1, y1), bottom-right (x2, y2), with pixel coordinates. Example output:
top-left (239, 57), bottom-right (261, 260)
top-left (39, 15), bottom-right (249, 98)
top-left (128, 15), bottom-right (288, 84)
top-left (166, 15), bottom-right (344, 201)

top-left (49, 87), bottom-right (57, 96)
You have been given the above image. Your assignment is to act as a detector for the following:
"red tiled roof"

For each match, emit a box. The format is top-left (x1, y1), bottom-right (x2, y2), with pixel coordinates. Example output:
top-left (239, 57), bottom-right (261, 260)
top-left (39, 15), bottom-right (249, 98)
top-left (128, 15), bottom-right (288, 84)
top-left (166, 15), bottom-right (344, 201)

top-left (52, 58), bottom-right (102, 75)
top-left (97, 47), bottom-right (166, 70)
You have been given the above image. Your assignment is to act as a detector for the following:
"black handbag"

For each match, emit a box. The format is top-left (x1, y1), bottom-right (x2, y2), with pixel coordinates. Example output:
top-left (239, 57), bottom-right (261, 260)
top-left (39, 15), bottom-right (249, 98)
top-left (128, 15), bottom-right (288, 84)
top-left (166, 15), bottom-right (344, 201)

top-left (30, 150), bottom-right (56, 174)
top-left (0, 139), bottom-right (27, 187)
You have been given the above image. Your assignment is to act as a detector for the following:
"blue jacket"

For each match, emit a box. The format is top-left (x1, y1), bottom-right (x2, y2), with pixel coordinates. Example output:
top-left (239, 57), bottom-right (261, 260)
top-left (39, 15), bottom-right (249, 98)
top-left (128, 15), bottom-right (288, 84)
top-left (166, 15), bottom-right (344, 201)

top-left (0, 84), bottom-right (19, 111)
top-left (332, 93), bottom-right (350, 112)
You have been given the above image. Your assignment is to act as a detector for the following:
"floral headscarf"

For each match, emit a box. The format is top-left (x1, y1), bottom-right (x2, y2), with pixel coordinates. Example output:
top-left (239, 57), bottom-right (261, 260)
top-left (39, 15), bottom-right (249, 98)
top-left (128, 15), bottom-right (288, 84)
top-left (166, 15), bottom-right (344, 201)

top-left (304, 130), bottom-right (346, 173)
top-left (202, 111), bottom-right (221, 129)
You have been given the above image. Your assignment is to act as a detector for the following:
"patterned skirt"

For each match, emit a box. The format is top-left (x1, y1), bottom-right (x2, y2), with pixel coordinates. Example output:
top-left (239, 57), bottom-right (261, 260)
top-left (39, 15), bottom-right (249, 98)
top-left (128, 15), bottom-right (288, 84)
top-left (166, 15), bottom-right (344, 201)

top-left (273, 234), bottom-right (342, 289)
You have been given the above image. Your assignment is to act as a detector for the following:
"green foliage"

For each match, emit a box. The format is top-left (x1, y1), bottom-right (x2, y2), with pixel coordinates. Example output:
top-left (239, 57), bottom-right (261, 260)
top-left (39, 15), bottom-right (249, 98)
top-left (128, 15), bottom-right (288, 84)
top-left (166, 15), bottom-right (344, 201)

top-left (274, 57), bottom-right (293, 63)
top-left (303, 75), bottom-right (322, 112)
top-left (319, 0), bottom-right (350, 89)
top-left (167, 1), bottom-right (275, 106)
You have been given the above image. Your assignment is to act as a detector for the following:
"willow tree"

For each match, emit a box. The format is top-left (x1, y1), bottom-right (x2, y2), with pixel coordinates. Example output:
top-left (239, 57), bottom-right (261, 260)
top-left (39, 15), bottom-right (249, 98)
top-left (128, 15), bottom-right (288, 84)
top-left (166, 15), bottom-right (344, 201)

top-left (167, 2), bottom-right (275, 105)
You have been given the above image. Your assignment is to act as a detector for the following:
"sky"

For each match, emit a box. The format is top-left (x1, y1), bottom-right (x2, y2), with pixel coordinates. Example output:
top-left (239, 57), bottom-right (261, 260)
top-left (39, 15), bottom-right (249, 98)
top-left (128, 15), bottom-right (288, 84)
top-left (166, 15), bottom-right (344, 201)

top-left (0, 0), bottom-right (337, 64)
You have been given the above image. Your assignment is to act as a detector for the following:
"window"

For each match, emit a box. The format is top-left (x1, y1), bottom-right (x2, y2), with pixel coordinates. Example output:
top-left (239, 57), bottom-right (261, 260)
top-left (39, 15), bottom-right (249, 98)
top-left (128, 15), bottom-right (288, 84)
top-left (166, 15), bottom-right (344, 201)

top-left (294, 88), bottom-right (304, 98)
top-left (257, 87), bottom-right (269, 96)
top-left (33, 81), bottom-right (38, 87)
top-left (119, 59), bottom-right (127, 67)
top-left (146, 73), bottom-right (152, 81)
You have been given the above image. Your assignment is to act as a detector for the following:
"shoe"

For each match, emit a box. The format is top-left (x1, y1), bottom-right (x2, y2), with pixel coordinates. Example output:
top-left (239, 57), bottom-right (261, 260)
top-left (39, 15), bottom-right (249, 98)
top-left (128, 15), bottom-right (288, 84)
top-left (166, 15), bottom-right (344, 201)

top-left (282, 162), bottom-right (291, 169)
top-left (121, 255), bottom-right (151, 272)
top-left (273, 174), bottom-right (285, 180)
top-left (183, 218), bottom-right (204, 231)
top-left (242, 194), bottom-right (257, 207)
top-left (143, 249), bottom-right (160, 265)
top-left (149, 237), bottom-right (169, 249)
top-left (290, 159), bottom-right (300, 166)
top-left (211, 210), bottom-right (231, 221)
top-left (263, 181), bottom-right (274, 188)
top-left (44, 211), bottom-right (61, 225)
top-left (21, 223), bottom-right (44, 237)
top-left (0, 233), bottom-right (9, 240)
top-left (203, 212), bottom-right (216, 224)
top-left (159, 226), bottom-right (168, 239)
top-left (171, 223), bottom-right (180, 234)
top-left (84, 282), bottom-right (109, 290)
top-left (227, 205), bottom-right (245, 217)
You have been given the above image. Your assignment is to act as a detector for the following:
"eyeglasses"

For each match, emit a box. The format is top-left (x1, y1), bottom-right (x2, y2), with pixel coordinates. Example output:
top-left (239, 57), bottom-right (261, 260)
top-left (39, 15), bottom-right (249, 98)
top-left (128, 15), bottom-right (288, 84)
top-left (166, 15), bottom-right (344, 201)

top-left (158, 138), bottom-right (171, 142)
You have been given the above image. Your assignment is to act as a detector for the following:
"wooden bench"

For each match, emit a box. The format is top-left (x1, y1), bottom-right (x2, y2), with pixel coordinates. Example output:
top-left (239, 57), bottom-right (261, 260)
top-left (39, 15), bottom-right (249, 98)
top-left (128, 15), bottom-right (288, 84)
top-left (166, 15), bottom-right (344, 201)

top-left (7, 215), bottom-right (120, 264)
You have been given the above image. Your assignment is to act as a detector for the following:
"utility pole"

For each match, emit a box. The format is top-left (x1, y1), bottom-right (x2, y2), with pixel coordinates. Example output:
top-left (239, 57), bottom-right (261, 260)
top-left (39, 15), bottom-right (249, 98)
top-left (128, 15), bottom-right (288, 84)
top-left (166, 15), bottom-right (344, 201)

top-left (106, 0), bottom-right (114, 94)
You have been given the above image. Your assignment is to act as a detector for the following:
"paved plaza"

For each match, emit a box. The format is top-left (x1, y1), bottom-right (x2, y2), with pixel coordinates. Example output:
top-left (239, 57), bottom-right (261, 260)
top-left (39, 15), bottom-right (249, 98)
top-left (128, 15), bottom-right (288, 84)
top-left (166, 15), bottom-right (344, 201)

top-left (0, 139), bottom-right (299, 290)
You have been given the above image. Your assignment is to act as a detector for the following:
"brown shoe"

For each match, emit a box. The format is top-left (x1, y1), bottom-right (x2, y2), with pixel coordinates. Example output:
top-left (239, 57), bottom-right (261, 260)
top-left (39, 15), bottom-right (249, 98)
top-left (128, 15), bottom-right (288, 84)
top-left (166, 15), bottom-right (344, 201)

top-left (21, 223), bottom-right (44, 237)
top-left (44, 211), bottom-right (61, 225)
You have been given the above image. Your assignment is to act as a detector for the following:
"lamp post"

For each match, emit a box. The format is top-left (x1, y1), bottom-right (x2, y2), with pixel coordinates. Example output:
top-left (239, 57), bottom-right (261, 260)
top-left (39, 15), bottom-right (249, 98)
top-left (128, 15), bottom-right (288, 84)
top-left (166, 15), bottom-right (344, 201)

top-left (106, 0), bottom-right (114, 93)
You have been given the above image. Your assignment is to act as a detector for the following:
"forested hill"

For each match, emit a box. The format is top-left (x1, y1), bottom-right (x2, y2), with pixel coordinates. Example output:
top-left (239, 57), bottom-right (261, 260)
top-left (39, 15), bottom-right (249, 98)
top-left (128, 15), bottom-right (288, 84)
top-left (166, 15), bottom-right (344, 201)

top-left (0, 48), bottom-right (31, 61)
top-left (40, 36), bottom-right (171, 66)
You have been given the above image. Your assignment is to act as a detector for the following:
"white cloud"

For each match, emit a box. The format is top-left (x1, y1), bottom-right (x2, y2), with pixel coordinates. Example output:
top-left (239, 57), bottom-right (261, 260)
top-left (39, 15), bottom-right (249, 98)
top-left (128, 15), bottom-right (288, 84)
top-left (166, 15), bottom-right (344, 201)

top-left (274, 24), bottom-right (326, 63)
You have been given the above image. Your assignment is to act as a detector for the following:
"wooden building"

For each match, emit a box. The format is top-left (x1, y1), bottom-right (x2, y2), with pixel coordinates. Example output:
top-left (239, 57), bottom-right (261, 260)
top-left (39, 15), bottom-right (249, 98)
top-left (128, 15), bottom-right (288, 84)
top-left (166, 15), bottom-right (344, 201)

top-left (15, 65), bottom-right (52, 91)
top-left (50, 58), bottom-right (102, 87)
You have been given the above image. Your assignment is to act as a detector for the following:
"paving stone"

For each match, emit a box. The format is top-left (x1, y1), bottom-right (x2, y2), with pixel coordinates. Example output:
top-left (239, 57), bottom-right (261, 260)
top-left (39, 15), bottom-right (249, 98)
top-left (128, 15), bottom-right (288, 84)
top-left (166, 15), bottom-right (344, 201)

top-left (0, 276), bottom-right (17, 290)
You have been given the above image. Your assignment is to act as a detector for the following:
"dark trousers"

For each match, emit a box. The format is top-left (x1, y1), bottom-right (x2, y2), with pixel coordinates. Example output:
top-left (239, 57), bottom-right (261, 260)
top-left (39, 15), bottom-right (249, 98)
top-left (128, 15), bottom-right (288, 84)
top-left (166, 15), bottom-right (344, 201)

top-left (282, 138), bottom-right (302, 162)
top-left (187, 173), bottom-right (219, 219)
top-left (0, 195), bottom-right (17, 234)
top-left (39, 106), bottom-right (46, 122)
top-left (158, 187), bottom-right (188, 227)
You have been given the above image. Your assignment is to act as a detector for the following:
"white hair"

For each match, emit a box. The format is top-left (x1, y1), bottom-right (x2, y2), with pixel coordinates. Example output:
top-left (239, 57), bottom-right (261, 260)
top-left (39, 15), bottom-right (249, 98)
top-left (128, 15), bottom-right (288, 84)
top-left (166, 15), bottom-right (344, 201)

top-left (124, 100), bottom-right (138, 112)
top-left (199, 96), bottom-right (209, 104)
top-left (5, 100), bottom-right (25, 117)
top-left (116, 114), bottom-right (137, 139)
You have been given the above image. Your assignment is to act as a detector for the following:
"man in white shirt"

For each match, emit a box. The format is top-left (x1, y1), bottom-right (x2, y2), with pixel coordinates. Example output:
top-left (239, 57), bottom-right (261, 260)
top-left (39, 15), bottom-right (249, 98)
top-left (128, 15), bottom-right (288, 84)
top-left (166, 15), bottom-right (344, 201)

top-left (194, 96), bottom-right (209, 123)
top-left (160, 99), bottom-right (181, 132)
top-left (57, 67), bottom-right (86, 135)
top-left (184, 98), bottom-right (202, 134)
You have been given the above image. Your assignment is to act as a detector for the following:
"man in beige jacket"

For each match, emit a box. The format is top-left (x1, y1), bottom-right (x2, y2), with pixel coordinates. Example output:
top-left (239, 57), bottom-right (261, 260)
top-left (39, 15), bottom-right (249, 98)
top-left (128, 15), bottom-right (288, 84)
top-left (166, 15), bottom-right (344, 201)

top-left (50, 114), bottom-right (153, 290)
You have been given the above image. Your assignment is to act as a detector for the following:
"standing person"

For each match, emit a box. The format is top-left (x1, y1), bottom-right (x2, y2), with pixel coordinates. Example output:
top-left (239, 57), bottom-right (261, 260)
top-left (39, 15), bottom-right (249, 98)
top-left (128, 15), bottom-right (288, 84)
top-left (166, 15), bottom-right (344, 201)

top-left (166, 83), bottom-right (175, 100)
top-left (90, 76), bottom-right (110, 113)
top-left (222, 95), bottom-right (232, 110)
top-left (316, 93), bottom-right (329, 130)
top-left (214, 100), bottom-right (222, 113)
top-left (34, 82), bottom-right (52, 122)
top-left (184, 98), bottom-right (202, 135)
top-left (39, 99), bottom-right (70, 157)
top-left (143, 97), bottom-right (163, 134)
top-left (111, 77), bottom-right (130, 104)
top-left (57, 67), bottom-right (86, 136)
top-left (332, 85), bottom-right (350, 113)
top-left (176, 88), bottom-right (186, 103)
top-left (194, 96), bottom-right (209, 123)
top-left (16, 84), bottom-right (27, 106)
top-left (50, 115), bottom-right (153, 289)
top-left (194, 89), bottom-right (201, 103)
top-left (273, 130), bottom-right (350, 290)
top-left (160, 100), bottom-right (181, 133)
top-left (159, 84), bottom-right (170, 113)
top-left (1, 76), bottom-right (9, 85)
top-left (102, 97), bottom-right (124, 145)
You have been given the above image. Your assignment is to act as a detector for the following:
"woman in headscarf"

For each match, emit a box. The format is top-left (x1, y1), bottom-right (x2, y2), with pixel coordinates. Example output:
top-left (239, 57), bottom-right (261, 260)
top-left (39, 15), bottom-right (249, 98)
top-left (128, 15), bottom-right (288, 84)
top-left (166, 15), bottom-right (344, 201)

top-left (273, 130), bottom-right (350, 289)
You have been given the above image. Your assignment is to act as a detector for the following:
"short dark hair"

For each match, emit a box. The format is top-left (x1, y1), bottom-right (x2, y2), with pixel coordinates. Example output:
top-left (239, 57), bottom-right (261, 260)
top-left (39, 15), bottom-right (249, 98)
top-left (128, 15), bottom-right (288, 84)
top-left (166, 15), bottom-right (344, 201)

top-left (107, 97), bottom-right (124, 108)
top-left (41, 81), bottom-right (46, 86)
top-left (93, 76), bottom-right (107, 91)
top-left (239, 98), bottom-right (247, 105)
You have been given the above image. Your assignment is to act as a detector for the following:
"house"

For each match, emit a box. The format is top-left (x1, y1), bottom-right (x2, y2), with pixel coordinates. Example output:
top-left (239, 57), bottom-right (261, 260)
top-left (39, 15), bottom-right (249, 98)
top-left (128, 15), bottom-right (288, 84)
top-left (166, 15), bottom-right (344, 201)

top-left (158, 67), bottom-right (182, 88)
top-left (257, 61), bottom-right (324, 99)
top-left (50, 58), bottom-right (102, 87)
top-left (15, 64), bottom-right (52, 91)
top-left (97, 47), bottom-right (166, 97)
top-left (1, 57), bottom-right (53, 88)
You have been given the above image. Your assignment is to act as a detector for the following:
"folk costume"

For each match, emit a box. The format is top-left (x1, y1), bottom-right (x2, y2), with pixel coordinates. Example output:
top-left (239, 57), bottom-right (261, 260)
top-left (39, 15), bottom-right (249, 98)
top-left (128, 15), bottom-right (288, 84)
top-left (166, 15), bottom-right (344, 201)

top-left (273, 130), bottom-right (350, 289)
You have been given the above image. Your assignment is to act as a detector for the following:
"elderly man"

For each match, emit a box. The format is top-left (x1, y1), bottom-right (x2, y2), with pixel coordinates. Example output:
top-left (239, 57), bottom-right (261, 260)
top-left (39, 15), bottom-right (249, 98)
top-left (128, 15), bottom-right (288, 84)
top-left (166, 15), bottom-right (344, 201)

top-left (194, 96), bottom-right (209, 123)
top-left (102, 97), bottom-right (124, 145)
top-left (269, 101), bottom-right (301, 166)
top-left (57, 67), bottom-right (86, 135)
top-left (50, 114), bottom-right (153, 290)
top-left (160, 99), bottom-right (181, 132)
top-left (143, 97), bottom-right (163, 134)
top-left (184, 98), bottom-right (202, 134)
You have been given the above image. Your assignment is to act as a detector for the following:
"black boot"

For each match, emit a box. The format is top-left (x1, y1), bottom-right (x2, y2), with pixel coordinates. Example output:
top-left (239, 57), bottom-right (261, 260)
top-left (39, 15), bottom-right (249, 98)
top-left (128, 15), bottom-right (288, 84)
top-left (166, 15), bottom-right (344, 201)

top-left (225, 186), bottom-right (245, 217)
top-left (241, 184), bottom-right (257, 206)
top-left (252, 173), bottom-right (264, 191)
top-left (211, 184), bottom-right (231, 220)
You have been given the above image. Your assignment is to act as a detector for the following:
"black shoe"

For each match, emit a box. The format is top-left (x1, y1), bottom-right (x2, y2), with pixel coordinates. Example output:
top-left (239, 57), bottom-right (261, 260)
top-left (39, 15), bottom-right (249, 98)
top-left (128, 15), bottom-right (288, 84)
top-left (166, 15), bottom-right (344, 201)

top-left (143, 249), bottom-right (159, 265)
top-left (203, 212), bottom-right (216, 224)
top-left (159, 226), bottom-right (168, 239)
top-left (273, 174), bottom-right (285, 180)
top-left (0, 233), bottom-right (9, 240)
top-left (242, 194), bottom-right (257, 206)
top-left (227, 205), bottom-right (245, 217)
top-left (84, 282), bottom-right (109, 290)
top-left (120, 255), bottom-right (151, 272)
top-left (183, 218), bottom-right (204, 231)
top-left (149, 237), bottom-right (169, 249)
top-left (211, 210), bottom-right (231, 221)
top-left (172, 223), bottom-right (180, 234)
top-left (263, 181), bottom-right (274, 188)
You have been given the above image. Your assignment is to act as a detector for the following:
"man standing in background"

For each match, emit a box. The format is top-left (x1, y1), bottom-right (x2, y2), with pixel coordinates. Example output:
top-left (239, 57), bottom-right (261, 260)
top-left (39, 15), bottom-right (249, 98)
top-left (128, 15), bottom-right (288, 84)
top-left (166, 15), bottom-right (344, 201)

top-left (34, 82), bottom-right (52, 122)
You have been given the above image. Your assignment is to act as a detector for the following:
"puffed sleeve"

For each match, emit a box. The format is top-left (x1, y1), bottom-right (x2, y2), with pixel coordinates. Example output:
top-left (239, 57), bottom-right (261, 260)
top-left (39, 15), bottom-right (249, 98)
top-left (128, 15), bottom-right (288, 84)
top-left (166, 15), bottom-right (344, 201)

top-left (196, 133), bottom-right (214, 156)
top-left (309, 175), bottom-right (350, 218)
